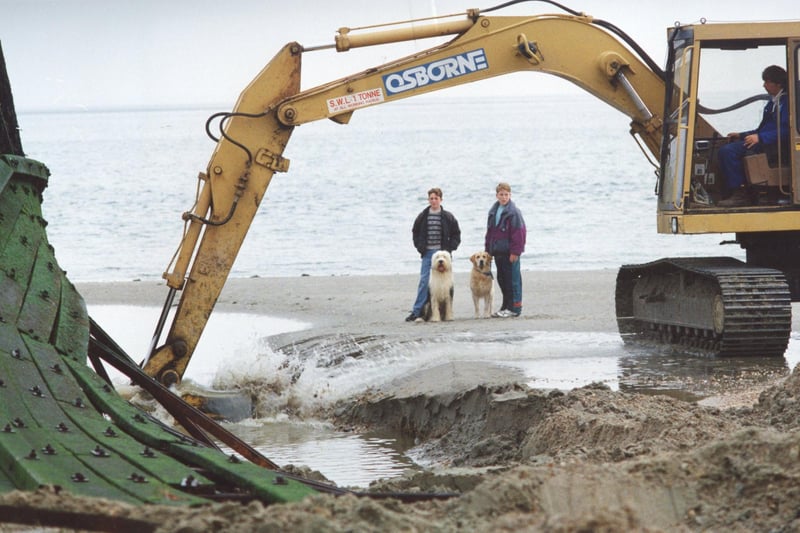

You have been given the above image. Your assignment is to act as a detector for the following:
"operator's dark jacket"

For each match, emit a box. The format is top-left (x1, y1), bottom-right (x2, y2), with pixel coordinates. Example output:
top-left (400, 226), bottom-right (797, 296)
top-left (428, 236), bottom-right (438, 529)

top-left (412, 207), bottom-right (461, 257)
top-left (743, 91), bottom-right (790, 165)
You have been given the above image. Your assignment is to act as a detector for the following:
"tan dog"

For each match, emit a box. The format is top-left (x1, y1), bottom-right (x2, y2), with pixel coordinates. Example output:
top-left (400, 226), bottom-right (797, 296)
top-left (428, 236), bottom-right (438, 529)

top-left (469, 251), bottom-right (494, 319)
top-left (422, 250), bottom-right (454, 322)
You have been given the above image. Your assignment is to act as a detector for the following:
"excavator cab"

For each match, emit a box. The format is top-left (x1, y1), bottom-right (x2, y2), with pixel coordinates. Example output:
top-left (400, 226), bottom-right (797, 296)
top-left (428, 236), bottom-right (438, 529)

top-left (658, 22), bottom-right (799, 228)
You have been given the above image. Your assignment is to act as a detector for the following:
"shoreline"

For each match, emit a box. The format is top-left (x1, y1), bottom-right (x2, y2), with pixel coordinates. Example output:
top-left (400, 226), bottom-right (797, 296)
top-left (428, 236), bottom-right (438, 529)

top-left (77, 270), bottom-right (620, 401)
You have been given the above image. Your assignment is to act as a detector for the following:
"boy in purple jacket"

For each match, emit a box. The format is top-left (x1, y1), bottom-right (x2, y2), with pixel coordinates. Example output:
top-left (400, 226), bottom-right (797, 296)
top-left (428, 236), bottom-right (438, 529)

top-left (485, 182), bottom-right (526, 317)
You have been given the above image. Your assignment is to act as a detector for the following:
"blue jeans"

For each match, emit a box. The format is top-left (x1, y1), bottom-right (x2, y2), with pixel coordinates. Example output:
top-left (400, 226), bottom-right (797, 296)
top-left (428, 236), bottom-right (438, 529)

top-left (495, 253), bottom-right (522, 314)
top-left (718, 140), bottom-right (751, 194)
top-left (412, 249), bottom-right (437, 316)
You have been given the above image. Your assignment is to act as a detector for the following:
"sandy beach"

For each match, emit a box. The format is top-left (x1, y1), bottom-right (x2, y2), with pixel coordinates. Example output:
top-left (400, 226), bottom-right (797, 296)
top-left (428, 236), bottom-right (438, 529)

top-left (5, 270), bottom-right (800, 531)
top-left (76, 269), bottom-right (620, 338)
top-left (77, 269), bottom-right (620, 322)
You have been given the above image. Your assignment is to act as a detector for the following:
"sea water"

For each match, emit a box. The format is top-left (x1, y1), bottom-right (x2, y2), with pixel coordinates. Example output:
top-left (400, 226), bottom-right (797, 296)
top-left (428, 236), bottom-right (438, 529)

top-left (18, 93), bottom-right (746, 282)
top-left (19, 95), bottom-right (777, 486)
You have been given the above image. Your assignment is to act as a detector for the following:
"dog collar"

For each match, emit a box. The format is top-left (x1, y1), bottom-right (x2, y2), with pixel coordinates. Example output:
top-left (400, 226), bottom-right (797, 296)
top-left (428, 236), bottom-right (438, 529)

top-left (482, 271), bottom-right (494, 279)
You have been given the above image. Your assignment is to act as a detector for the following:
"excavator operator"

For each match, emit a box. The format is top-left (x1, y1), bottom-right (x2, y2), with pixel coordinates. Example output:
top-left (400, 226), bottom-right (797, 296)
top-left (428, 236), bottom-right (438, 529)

top-left (717, 65), bottom-right (790, 207)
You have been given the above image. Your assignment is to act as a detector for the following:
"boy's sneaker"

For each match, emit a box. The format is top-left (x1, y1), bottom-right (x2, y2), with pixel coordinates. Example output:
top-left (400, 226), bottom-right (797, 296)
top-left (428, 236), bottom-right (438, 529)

top-left (492, 309), bottom-right (513, 318)
top-left (405, 312), bottom-right (419, 322)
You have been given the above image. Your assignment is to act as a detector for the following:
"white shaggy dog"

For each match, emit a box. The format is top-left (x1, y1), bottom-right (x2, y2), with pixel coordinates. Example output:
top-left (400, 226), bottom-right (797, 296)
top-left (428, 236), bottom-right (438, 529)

top-left (422, 250), bottom-right (454, 322)
top-left (469, 251), bottom-right (494, 319)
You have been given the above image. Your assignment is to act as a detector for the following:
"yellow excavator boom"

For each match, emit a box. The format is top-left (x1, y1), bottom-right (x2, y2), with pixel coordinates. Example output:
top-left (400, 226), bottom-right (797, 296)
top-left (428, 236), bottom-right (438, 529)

top-left (142, 8), bottom-right (683, 385)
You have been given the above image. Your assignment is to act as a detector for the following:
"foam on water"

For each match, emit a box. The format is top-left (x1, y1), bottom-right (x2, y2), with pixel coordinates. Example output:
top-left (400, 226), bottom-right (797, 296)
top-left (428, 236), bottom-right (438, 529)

top-left (89, 305), bottom-right (309, 388)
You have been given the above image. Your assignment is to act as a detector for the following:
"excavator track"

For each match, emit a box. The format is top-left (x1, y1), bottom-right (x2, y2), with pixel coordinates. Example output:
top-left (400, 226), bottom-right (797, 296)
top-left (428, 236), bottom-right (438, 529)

top-left (615, 257), bottom-right (792, 357)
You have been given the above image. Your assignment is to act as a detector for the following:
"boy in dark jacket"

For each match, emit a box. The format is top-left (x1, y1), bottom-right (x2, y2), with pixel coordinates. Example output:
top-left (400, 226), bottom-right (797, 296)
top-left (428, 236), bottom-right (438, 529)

top-left (485, 182), bottom-right (526, 317)
top-left (406, 187), bottom-right (461, 322)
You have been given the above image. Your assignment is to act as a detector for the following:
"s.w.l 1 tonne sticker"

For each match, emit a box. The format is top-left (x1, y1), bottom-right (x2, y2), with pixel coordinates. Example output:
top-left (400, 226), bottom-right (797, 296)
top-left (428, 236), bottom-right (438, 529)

top-left (327, 88), bottom-right (385, 114)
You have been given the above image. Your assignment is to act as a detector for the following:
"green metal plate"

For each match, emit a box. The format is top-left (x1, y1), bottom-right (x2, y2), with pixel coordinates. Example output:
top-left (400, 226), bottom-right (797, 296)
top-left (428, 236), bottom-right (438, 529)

top-left (0, 325), bottom-right (208, 505)
top-left (67, 358), bottom-right (317, 503)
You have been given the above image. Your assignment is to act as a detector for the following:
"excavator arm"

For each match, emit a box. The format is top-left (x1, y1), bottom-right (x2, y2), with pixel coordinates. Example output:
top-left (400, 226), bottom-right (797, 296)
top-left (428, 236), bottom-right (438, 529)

top-left (143, 6), bottom-right (672, 386)
top-left (278, 11), bottom-right (666, 153)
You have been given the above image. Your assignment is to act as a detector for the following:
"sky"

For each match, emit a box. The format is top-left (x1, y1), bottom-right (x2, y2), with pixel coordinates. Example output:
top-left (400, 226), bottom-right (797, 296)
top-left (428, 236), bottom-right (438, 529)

top-left (3, 0), bottom-right (799, 111)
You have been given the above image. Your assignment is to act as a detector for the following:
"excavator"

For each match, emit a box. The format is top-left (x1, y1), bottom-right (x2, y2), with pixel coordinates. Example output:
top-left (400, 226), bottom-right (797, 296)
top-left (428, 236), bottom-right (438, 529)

top-left (140, 1), bottom-right (800, 388)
